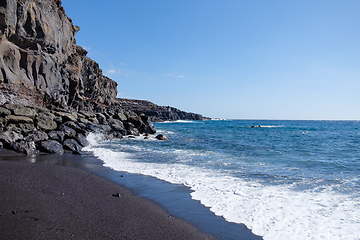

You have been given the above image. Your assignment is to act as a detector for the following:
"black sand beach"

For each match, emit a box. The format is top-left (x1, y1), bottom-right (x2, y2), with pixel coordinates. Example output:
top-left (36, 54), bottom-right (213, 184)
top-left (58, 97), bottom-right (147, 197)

top-left (0, 151), bottom-right (215, 240)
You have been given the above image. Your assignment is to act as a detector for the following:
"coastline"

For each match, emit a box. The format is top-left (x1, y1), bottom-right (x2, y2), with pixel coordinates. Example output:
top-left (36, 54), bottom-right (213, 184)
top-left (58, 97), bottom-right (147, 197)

top-left (0, 150), bottom-right (215, 240)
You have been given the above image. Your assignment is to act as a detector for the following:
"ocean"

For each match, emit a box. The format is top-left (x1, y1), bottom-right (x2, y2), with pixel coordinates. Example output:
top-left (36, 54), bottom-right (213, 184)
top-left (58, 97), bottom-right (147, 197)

top-left (84, 119), bottom-right (360, 240)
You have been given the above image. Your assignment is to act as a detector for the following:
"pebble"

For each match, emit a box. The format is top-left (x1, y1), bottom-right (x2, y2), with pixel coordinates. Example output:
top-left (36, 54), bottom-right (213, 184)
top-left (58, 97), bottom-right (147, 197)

top-left (112, 193), bottom-right (121, 197)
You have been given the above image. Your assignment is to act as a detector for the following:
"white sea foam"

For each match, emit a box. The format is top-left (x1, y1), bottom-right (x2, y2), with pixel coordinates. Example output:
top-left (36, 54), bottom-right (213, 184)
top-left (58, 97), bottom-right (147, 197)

top-left (160, 120), bottom-right (196, 123)
top-left (257, 125), bottom-right (284, 128)
top-left (156, 129), bottom-right (175, 134)
top-left (84, 137), bottom-right (360, 240)
top-left (86, 132), bottom-right (107, 146)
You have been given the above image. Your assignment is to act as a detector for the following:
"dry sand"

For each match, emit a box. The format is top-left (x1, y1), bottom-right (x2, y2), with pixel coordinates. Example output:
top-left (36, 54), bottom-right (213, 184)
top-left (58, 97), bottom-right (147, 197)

top-left (0, 158), bottom-right (215, 240)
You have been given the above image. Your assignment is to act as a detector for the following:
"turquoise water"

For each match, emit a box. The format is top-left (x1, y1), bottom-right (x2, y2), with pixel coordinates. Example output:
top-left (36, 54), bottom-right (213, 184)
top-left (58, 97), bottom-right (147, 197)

top-left (85, 120), bottom-right (360, 240)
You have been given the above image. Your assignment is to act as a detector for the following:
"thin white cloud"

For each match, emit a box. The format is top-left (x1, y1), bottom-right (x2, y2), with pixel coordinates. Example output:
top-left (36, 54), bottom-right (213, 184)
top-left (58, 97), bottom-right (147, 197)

top-left (81, 45), bottom-right (91, 50)
top-left (116, 92), bottom-right (131, 99)
top-left (165, 73), bottom-right (184, 78)
top-left (105, 69), bottom-right (121, 76)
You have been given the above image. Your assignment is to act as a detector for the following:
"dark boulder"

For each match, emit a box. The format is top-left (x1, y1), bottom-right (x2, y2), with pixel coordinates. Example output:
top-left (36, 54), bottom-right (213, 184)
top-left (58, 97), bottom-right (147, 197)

top-left (75, 133), bottom-right (88, 147)
top-left (124, 122), bottom-right (140, 136)
top-left (64, 121), bottom-right (83, 133)
top-left (38, 140), bottom-right (64, 154)
top-left (96, 113), bottom-right (107, 123)
top-left (63, 139), bottom-right (82, 152)
top-left (108, 131), bottom-right (124, 140)
top-left (85, 124), bottom-right (98, 133)
top-left (24, 131), bottom-right (48, 142)
top-left (13, 107), bottom-right (37, 119)
top-left (10, 141), bottom-right (37, 155)
top-left (127, 112), bottom-right (144, 129)
top-left (0, 131), bottom-right (23, 145)
top-left (48, 131), bottom-right (65, 142)
top-left (140, 115), bottom-right (156, 134)
top-left (17, 123), bottom-right (36, 134)
top-left (37, 112), bottom-right (56, 120)
top-left (55, 112), bottom-right (77, 123)
top-left (98, 124), bottom-right (112, 133)
top-left (108, 119), bottom-right (127, 135)
top-left (59, 125), bottom-right (77, 138)
top-left (155, 134), bottom-right (168, 141)
top-left (35, 117), bottom-right (57, 131)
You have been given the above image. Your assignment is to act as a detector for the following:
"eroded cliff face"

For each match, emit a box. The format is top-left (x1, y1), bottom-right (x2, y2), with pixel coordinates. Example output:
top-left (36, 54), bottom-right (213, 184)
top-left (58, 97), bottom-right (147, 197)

top-left (116, 98), bottom-right (209, 122)
top-left (0, 0), bottom-right (117, 109)
top-left (0, 0), bottom-right (209, 155)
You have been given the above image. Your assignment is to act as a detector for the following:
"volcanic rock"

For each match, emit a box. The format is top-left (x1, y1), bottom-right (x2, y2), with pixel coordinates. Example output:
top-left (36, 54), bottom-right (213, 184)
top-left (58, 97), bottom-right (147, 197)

top-left (0, 0), bottom-right (205, 156)
top-left (0, 107), bottom-right (11, 117)
top-left (47, 131), bottom-right (65, 142)
top-left (13, 107), bottom-right (37, 118)
top-left (155, 134), bottom-right (168, 141)
top-left (108, 119), bottom-right (127, 135)
top-left (124, 122), bottom-right (140, 136)
top-left (58, 125), bottom-right (77, 138)
top-left (11, 141), bottom-right (37, 155)
top-left (56, 112), bottom-right (77, 123)
top-left (75, 133), bottom-right (88, 147)
top-left (63, 139), bottom-right (82, 152)
top-left (38, 140), bottom-right (64, 154)
top-left (24, 131), bottom-right (48, 142)
top-left (35, 116), bottom-right (57, 131)
top-left (140, 115), bottom-right (156, 134)
top-left (5, 115), bottom-right (33, 124)
top-left (64, 121), bottom-right (83, 133)
top-left (0, 130), bottom-right (23, 145)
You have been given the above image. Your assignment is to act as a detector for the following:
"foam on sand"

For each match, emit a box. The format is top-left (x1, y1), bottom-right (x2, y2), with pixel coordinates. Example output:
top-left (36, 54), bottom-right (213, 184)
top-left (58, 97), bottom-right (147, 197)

top-left (84, 137), bottom-right (360, 240)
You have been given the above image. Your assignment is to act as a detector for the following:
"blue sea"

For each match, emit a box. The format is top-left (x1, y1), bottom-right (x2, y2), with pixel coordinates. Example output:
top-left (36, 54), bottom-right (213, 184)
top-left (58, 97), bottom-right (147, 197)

top-left (84, 120), bottom-right (360, 240)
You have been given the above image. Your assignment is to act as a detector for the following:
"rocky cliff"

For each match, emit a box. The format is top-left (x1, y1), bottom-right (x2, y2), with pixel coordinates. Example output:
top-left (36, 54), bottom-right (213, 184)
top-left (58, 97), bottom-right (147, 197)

top-left (0, 0), bottom-right (207, 155)
top-left (117, 98), bottom-right (209, 122)
top-left (0, 0), bottom-right (117, 109)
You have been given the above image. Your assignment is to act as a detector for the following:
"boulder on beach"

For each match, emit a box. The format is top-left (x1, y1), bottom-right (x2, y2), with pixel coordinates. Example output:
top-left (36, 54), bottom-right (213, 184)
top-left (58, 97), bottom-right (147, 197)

top-left (39, 140), bottom-right (64, 155)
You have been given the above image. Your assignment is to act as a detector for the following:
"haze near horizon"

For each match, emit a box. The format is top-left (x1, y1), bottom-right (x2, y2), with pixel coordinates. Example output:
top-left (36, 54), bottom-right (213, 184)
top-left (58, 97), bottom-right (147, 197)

top-left (62, 0), bottom-right (360, 120)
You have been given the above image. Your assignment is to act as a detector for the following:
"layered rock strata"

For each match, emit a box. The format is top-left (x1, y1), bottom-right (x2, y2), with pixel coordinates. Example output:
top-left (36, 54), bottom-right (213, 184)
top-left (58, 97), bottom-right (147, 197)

top-left (0, 0), bottom-right (206, 154)
top-left (0, 0), bottom-right (116, 110)
top-left (117, 98), bottom-right (209, 122)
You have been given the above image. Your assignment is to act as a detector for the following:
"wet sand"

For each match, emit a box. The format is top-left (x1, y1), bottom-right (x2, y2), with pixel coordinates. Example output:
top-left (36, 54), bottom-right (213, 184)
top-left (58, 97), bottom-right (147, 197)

top-left (0, 152), bottom-right (215, 240)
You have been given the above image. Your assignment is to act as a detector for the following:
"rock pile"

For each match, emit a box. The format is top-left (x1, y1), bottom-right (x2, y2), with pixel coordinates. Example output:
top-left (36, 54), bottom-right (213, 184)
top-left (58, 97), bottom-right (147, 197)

top-left (0, 104), bottom-right (156, 155)
top-left (0, 0), bottom-right (190, 156)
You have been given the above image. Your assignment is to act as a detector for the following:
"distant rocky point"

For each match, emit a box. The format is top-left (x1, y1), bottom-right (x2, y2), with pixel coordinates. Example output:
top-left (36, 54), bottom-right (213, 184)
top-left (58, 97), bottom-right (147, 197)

top-left (117, 98), bottom-right (209, 122)
top-left (0, 0), bottom-right (207, 154)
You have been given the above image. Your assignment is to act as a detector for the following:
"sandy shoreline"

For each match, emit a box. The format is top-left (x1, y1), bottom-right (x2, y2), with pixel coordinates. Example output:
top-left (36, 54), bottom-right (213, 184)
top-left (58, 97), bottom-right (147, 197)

top-left (0, 151), bottom-right (215, 240)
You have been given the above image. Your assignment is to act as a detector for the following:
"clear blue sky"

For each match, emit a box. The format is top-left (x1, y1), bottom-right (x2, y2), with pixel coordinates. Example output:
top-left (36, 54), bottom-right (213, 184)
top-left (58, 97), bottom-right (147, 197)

top-left (62, 0), bottom-right (360, 120)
